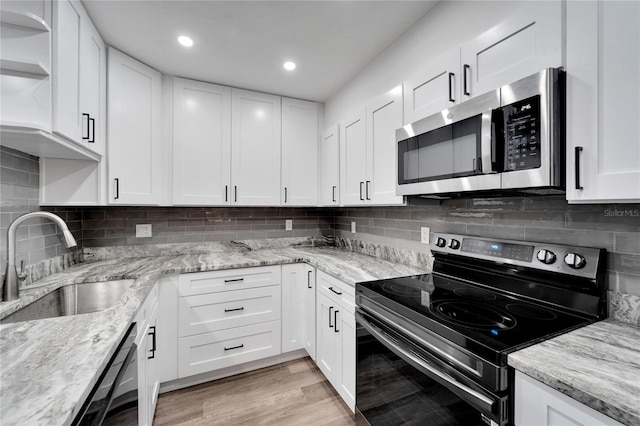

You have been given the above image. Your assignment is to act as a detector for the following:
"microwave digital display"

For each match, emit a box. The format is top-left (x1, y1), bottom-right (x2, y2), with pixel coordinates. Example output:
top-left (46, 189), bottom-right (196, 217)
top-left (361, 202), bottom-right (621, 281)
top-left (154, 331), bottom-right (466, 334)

top-left (502, 95), bottom-right (541, 171)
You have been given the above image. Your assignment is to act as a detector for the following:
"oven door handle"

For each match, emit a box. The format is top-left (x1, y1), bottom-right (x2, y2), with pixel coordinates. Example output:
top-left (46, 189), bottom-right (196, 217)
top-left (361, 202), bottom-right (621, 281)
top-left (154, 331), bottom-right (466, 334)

top-left (356, 311), bottom-right (496, 413)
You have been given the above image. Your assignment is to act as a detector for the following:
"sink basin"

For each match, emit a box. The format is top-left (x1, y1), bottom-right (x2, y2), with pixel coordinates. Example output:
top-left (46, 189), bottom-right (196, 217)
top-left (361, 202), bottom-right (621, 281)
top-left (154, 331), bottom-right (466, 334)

top-left (1, 280), bottom-right (134, 324)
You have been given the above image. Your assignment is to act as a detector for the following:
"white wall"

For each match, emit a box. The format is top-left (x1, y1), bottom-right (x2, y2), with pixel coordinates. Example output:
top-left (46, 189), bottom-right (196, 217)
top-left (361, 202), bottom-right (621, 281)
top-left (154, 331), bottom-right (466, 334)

top-left (323, 0), bottom-right (551, 127)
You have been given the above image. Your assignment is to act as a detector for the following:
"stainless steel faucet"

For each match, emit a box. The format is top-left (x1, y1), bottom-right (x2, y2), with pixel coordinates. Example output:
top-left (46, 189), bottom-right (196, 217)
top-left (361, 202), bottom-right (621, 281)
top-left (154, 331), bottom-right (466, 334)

top-left (2, 212), bottom-right (78, 301)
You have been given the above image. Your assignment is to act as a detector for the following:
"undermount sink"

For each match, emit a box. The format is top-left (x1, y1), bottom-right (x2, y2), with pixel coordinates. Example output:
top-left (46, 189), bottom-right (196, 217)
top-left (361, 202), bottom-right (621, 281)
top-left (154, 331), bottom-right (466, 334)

top-left (1, 280), bottom-right (134, 324)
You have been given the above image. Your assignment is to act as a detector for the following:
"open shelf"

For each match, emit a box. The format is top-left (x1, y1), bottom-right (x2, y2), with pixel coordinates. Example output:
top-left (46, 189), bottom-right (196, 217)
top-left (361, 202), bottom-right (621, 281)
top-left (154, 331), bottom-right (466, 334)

top-left (0, 10), bottom-right (50, 32)
top-left (0, 58), bottom-right (49, 76)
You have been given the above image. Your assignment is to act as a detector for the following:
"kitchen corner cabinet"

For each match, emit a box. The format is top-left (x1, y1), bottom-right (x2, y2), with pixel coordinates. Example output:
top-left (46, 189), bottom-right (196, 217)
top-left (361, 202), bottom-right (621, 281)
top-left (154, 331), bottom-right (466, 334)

top-left (281, 98), bottom-right (319, 206)
top-left (107, 47), bottom-right (164, 205)
top-left (231, 89), bottom-right (281, 206)
top-left (315, 271), bottom-right (355, 412)
top-left (514, 371), bottom-right (622, 426)
top-left (52, 0), bottom-right (105, 152)
top-left (319, 125), bottom-right (340, 206)
top-left (281, 264), bottom-right (316, 359)
top-left (340, 87), bottom-right (404, 206)
top-left (566, 0), bottom-right (640, 203)
top-left (171, 78), bottom-right (231, 205)
top-left (460, 1), bottom-right (562, 101)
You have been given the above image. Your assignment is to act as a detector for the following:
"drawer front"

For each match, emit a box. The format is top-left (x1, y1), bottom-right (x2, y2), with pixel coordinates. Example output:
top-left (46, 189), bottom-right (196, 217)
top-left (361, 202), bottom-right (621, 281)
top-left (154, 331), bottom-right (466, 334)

top-left (178, 320), bottom-right (282, 378)
top-left (178, 285), bottom-right (281, 336)
top-left (317, 271), bottom-right (355, 313)
top-left (178, 266), bottom-right (281, 296)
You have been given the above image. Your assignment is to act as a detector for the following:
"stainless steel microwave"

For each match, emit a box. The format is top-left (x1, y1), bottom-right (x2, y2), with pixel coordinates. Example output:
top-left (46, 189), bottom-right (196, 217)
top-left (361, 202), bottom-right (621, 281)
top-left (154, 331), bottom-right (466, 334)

top-left (396, 68), bottom-right (564, 197)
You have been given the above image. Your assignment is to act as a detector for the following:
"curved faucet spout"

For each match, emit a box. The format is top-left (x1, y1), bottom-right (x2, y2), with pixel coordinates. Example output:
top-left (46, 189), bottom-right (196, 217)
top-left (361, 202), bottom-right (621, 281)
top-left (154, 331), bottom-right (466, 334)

top-left (3, 212), bottom-right (78, 302)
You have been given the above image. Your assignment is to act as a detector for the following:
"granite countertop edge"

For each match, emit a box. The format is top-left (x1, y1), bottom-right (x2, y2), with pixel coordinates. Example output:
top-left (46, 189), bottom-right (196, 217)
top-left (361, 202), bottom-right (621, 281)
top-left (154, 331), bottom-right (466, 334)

top-left (0, 245), bottom-right (428, 426)
top-left (508, 319), bottom-right (640, 426)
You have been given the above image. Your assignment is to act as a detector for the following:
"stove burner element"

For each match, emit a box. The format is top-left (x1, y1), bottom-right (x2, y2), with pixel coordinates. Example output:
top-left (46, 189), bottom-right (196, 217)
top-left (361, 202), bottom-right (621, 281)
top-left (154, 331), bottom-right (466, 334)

top-left (381, 283), bottom-right (419, 297)
top-left (506, 303), bottom-right (558, 320)
top-left (431, 301), bottom-right (516, 330)
top-left (453, 287), bottom-right (497, 300)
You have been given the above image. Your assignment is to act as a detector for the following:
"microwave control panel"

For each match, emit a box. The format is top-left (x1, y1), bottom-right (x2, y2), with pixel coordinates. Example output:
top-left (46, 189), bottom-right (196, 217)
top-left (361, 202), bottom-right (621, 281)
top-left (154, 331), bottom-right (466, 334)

top-left (502, 95), bottom-right (541, 171)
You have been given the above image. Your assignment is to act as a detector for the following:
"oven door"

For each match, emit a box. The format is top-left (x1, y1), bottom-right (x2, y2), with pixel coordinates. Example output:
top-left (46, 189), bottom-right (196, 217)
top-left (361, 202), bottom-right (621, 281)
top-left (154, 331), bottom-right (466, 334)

top-left (355, 310), bottom-right (509, 426)
top-left (396, 89), bottom-right (501, 196)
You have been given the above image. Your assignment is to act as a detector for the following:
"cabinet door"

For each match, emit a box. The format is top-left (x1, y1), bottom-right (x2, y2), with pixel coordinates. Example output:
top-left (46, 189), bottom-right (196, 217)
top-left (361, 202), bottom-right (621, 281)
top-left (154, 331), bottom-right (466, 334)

top-left (566, 0), bottom-right (640, 203)
top-left (403, 48), bottom-right (460, 124)
top-left (366, 87), bottom-right (404, 205)
top-left (460, 1), bottom-right (563, 100)
top-left (282, 98), bottom-right (318, 206)
top-left (515, 371), bottom-right (623, 426)
top-left (319, 125), bottom-right (340, 206)
top-left (172, 78), bottom-right (231, 205)
top-left (231, 89), bottom-right (281, 206)
top-left (107, 48), bottom-right (163, 205)
top-left (335, 308), bottom-right (356, 412)
top-left (52, 0), bottom-right (81, 142)
top-left (316, 291), bottom-right (338, 381)
top-left (79, 11), bottom-right (105, 154)
top-left (304, 265), bottom-right (316, 360)
top-left (340, 110), bottom-right (367, 205)
top-left (281, 264), bottom-right (307, 353)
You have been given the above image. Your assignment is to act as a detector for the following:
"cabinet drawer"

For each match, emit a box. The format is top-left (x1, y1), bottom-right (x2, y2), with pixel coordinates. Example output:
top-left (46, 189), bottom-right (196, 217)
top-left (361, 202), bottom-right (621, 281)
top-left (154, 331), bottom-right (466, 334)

top-left (317, 271), bottom-right (355, 313)
top-left (178, 285), bottom-right (281, 337)
top-left (178, 266), bottom-right (281, 296)
top-left (178, 320), bottom-right (281, 378)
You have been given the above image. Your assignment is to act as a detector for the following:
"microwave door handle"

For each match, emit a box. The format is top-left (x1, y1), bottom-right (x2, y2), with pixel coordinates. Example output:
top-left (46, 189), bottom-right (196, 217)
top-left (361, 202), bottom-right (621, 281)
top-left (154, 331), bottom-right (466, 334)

top-left (355, 312), bottom-right (496, 413)
top-left (480, 109), bottom-right (495, 173)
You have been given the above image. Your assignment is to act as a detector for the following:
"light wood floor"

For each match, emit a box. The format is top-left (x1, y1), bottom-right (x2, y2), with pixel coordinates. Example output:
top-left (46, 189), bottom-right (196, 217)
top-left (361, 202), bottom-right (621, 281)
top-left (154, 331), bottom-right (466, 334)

top-left (153, 357), bottom-right (356, 426)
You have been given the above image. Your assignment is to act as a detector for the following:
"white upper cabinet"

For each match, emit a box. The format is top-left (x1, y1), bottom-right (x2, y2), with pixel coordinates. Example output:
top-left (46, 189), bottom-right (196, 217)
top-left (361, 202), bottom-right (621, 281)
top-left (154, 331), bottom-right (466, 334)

top-left (52, 0), bottom-right (105, 152)
top-left (107, 48), bottom-right (164, 205)
top-left (340, 88), bottom-right (405, 206)
top-left (319, 124), bottom-right (340, 206)
top-left (281, 97), bottom-right (319, 206)
top-left (366, 87), bottom-right (404, 205)
top-left (172, 78), bottom-right (231, 205)
top-left (460, 1), bottom-right (563, 100)
top-left (231, 88), bottom-right (281, 206)
top-left (340, 110), bottom-right (367, 205)
top-left (52, 0), bottom-right (80, 142)
top-left (566, 0), bottom-right (640, 203)
top-left (404, 48), bottom-right (460, 124)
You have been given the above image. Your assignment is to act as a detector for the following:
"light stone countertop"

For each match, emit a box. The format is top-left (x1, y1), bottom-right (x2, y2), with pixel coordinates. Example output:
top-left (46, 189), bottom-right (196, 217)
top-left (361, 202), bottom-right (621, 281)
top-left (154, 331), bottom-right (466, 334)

top-left (0, 243), bottom-right (428, 426)
top-left (508, 319), bottom-right (640, 426)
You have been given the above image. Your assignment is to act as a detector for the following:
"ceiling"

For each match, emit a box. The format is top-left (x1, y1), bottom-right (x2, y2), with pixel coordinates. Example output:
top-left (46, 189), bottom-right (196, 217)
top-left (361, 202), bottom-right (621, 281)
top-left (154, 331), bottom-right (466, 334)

top-left (81, 0), bottom-right (438, 102)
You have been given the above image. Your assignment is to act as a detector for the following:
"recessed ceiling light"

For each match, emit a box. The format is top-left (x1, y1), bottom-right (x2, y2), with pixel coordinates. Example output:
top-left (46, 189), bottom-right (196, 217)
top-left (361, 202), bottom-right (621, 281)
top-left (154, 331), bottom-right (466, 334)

top-left (178, 35), bottom-right (194, 47)
top-left (283, 61), bottom-right (296, 71)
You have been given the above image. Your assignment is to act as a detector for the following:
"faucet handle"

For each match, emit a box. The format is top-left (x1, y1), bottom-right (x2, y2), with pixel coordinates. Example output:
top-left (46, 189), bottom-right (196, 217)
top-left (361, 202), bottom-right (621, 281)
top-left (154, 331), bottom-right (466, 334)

top-left (17, 260), bottom-right (27, 282)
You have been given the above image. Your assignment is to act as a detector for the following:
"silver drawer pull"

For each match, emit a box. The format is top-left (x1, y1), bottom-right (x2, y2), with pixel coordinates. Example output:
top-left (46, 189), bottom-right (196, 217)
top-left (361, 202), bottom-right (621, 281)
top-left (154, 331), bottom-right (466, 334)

top-left (224, 278), bottom-right (244, 283)
top-left (224, 307), bottom-right (244, 313)
top-left (329, 286), bottom-right (342, 295)
top-left (224, 344), bottom-right (244, 351)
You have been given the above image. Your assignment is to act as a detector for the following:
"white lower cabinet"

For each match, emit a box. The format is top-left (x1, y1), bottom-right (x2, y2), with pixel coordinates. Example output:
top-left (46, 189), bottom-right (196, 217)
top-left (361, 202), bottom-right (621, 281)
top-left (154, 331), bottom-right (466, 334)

top-left (176, 266), bottom-right (282, 378)
top-left (315, 270), bottom-right (356, 412)
top-left (514, 371), bottom-right (623, 426)
top-left (281, 264), bottom-right (316, 358)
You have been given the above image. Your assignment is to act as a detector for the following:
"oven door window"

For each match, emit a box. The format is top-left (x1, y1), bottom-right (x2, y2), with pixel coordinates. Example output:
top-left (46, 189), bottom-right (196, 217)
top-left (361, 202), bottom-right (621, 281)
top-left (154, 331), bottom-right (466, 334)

top-left (356, 312), bottom-right (505, 426)
top-left (398, 115), bottom-right (482, 185)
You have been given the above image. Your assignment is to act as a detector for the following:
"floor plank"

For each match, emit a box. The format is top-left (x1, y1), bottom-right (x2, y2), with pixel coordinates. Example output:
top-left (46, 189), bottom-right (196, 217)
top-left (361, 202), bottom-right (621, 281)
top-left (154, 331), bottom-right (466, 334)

top-left (153, 357), bottom-right (355, 425)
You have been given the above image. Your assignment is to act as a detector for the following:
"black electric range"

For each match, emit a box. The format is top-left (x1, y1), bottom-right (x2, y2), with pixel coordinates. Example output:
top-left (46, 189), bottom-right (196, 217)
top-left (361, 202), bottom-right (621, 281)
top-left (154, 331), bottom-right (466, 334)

top-left (355, 233), bottom-right (607, 426)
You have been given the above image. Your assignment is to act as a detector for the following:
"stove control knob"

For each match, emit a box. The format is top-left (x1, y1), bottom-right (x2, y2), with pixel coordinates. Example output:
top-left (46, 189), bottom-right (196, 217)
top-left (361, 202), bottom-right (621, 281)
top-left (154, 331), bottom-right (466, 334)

top-left (536, 249), bottom-right (556, 265)
top-left (435, 237), bottom-right (447, 248)
top-left (564, 253), bottom-right (587, 269)
top-left (448, 239), bottom-right (461, 250)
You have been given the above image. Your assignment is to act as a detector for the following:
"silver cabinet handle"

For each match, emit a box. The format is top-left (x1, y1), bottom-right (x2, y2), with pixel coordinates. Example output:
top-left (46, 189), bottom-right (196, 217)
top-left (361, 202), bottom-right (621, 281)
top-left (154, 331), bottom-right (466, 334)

top-left (463, 64), bottom-right (471, 96)
top-left (365, 181), bottom-right (371, 200)
top-left (332, 186), bottom-right (336, 203)
top-left (359, 182), bottom-right (364, 201)
top-left (307, 270), bottom-right (312, 289)
top-left (448, 72), bottom-right (455, 102)
top-left (575, 147), bottom-right (584, 190)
